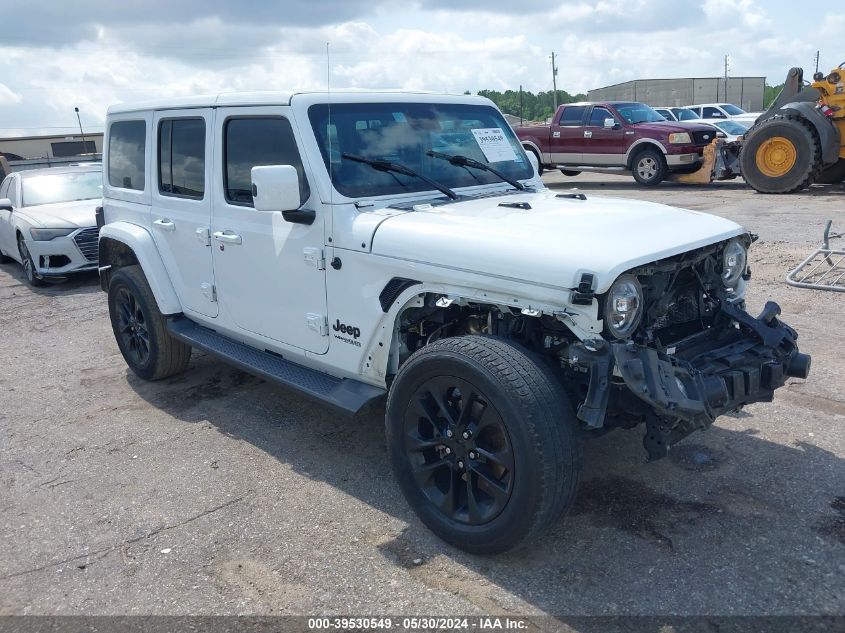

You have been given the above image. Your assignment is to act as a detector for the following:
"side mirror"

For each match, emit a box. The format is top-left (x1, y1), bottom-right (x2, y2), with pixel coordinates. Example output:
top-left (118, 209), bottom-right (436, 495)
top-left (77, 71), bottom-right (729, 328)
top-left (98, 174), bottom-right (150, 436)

top-left (0, 197), bottom-right (12, 212)
top-left (604, 118), bottom-right (617, 129)
top-left (251, 165), bottom-right (301, 213)
top-left (716, 131), bottom-right (727, 138)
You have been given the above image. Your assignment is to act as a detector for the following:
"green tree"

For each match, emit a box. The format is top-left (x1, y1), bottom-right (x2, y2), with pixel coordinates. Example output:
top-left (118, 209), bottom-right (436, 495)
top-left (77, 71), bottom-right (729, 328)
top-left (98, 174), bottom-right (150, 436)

top-left (476, 88), bottom-right (587, 122)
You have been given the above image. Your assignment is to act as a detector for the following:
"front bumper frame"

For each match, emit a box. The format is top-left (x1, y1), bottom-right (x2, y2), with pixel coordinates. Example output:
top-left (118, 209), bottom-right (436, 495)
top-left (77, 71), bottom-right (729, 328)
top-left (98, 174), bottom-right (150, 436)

top-left (572, 300), bottom-right (810, 460)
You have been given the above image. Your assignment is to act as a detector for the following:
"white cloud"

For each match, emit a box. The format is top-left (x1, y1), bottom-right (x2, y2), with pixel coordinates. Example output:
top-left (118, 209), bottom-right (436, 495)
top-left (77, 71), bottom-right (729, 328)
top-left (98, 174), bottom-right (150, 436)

top-left (0, 83), bottom-right (22, 105)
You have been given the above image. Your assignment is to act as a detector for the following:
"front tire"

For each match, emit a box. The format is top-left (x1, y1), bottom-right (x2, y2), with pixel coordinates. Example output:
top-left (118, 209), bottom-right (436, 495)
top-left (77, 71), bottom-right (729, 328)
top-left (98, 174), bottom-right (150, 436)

top-left (386, 335), bottom-right (581, 554)
top-left (108, 265), bottom-right (191, 381)
top-left (17, 235), bottom-right (46, 287)
top-left (631, 148), bottom-right (667, 186)
top-left (740, 115), bottom-right (821, 193)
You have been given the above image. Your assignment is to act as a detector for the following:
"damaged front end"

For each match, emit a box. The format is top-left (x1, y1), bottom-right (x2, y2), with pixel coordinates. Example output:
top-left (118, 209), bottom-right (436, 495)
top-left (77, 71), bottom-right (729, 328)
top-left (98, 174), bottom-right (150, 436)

top-left (565, 239), bottom-right (811, 460)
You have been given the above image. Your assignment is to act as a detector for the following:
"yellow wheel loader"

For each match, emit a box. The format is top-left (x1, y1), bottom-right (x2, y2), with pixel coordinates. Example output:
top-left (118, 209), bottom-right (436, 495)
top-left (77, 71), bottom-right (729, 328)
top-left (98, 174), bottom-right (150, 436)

top-left (740, 64), bottom-right (845, 193)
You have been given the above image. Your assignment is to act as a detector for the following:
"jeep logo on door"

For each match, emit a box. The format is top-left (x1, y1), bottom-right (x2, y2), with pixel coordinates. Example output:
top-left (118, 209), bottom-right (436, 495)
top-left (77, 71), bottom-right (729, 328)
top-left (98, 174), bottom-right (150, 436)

top-left (333, 319), bottom-right (362, 347)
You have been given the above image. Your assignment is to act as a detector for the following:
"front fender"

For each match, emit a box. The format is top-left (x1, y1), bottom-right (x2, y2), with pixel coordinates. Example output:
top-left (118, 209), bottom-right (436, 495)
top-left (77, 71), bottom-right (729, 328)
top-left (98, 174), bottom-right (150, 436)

top-left (99, 222), bottom-right (182, 315)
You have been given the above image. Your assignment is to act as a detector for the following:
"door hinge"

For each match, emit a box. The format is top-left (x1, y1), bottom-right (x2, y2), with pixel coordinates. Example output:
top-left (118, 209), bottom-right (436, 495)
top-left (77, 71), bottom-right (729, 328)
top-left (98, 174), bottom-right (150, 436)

top-left (196, 227), bottom-right (211, 246)
top-left (303, 247), bottom-right (325, 270)
top-left (200, 282), bottom-right (217, 302)
top-left (306, 313), bottom-right (329, 336)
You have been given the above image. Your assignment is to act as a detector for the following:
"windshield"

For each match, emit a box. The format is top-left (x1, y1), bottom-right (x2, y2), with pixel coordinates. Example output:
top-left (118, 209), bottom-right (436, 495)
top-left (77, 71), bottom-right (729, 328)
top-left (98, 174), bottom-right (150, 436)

top-left (308, 102), bottom-right (532, 198)
top-left (22, 171), bottom-right (102, 207)
top-left (714, 120), bottom-right (749, 135)
top-left (614, 102), bottom-right (666, 124)
top-left (721, 104), bottom-right (746, 115)
top-left (672, 108), bottom-right (700, 121)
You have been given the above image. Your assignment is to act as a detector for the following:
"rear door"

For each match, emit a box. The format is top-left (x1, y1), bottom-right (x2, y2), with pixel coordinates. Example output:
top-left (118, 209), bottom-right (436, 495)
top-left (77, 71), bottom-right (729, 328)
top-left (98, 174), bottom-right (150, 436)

top-left (211, 107), bottom-right (329, 354)
top-left (549, 105), bottom-right (586, 164)
top-left (150, 109), bottom-right (218, 317)
top-left (581, 106), bottom-right (625, 165)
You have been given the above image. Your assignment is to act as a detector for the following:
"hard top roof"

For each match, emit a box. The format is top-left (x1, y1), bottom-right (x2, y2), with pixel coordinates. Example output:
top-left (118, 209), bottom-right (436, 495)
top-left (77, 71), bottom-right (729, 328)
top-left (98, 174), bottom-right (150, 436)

top-left (107, 90), bottom-right (491, 115)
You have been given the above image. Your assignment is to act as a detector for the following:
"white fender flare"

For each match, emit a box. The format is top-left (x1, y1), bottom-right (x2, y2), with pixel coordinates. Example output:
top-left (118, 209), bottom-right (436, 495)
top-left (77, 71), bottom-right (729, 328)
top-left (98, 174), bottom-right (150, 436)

top-left (99, 222), bottom-right (182, 315)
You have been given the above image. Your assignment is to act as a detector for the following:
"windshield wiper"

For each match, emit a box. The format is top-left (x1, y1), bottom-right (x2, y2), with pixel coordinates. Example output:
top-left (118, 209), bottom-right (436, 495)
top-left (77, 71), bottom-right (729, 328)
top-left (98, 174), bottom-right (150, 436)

top-left (342, 153), bottom-right (458, 200)
top-left (426, 150), bottom-right (527, 191)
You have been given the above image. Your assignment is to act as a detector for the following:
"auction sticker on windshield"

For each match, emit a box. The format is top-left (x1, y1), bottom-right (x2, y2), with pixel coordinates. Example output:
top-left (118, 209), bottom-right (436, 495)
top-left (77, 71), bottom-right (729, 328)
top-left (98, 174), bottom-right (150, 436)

top-left (471, 128), bottom-right (517, 163)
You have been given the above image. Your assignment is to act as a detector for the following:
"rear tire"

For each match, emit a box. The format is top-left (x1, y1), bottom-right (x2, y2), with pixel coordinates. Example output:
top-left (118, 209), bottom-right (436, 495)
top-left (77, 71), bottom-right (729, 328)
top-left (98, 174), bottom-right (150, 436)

top-left (631, 148), bottom-right (667, 186)
top-left (740, 115), bottom-right (821, 193)
top-left (559, 169), bottom-right (581, 176)
top-left (386, 335), bottom-right (581, 554)
top-left (817, 159), bottom-right (845, 185)
top-left (108, 265), bottom-right (191, 381)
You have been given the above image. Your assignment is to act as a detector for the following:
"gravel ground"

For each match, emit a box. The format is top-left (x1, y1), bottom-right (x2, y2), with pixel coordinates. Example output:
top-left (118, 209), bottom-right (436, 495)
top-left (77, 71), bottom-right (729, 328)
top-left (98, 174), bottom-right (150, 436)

top-left (0, 173), bottom-right (843, 619)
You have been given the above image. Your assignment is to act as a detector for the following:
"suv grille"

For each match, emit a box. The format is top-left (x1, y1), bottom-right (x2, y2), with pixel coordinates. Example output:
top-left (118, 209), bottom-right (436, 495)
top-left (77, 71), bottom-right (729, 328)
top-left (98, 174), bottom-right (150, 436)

top-left (73, 227), bottom-right (99, 262)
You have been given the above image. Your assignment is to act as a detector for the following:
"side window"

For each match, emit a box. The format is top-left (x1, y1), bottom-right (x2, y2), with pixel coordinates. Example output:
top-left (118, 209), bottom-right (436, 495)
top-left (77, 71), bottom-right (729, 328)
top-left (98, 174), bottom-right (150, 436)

top-left (588, 107), bottom-right (614, 127)
top-left (224, 117), bottom-right (310, 207)
top-left (108, 120), bottom-right (146, 191)
top-left (702, 107), bottom-right (723, 118)
top-left (558, 106), bottom-right (586, 126)
top-left (159, 118), bottom-right (205, 199)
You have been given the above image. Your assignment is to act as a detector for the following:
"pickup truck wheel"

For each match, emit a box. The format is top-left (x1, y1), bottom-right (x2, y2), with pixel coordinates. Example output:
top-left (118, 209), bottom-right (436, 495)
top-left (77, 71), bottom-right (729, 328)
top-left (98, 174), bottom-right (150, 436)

top-left (559, 169), bottom-right (581, 176)
top-left (386, 335), bottom-right (580, 554)
top-left (632, 148), bottom-right (667, 186)
top-left (17, 235), bottom-right (46, 287)
top-left (108, 265), bottom-right (191, 381)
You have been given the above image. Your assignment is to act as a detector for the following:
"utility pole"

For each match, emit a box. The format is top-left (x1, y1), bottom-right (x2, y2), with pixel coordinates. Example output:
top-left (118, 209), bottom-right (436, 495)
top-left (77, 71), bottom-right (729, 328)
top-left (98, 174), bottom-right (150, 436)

top-left (550, 52), bottom-right (559, 112)
top-left (74, 107), bottom-right (88, 156)
top-left (723, 54), bottom-right (730, 102)
top-left (814, 50), bottom-right (820, 74)
top-left (519, 84), bottom-right (524, 126)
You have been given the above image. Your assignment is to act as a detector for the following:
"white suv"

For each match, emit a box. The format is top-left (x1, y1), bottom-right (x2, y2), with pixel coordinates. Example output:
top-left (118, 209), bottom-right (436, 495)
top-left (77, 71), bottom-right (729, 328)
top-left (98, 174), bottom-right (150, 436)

top-left (98, 91), bottom-right (810, 553)
top-left (687, 103), bottom-right (762, 125)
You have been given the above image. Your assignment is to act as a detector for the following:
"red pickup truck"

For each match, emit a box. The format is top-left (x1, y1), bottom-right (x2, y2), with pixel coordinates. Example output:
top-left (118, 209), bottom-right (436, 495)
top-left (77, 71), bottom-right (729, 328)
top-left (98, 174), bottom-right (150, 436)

top-left (517, 101), bottom-right (719, 185)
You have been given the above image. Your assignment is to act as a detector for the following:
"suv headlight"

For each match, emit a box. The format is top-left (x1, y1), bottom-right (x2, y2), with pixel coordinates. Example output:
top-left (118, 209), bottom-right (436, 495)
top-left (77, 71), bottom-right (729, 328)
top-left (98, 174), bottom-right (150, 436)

top-left (603, 274), bottom-right (643, 339)
top-left (30, 228), bottom-right (75, 241)
top-left (722, 239), bottom-right (747, 287)
top-left (668, 132), bottom-right (691, 144)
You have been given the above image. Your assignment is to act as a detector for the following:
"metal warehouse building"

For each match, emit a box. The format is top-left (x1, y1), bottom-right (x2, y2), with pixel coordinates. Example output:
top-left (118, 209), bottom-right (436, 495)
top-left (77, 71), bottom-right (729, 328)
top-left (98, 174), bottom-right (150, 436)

top-left (588, 77), bottom-right (766, 112)
top-left (0, 132), bottom-right (103, 161)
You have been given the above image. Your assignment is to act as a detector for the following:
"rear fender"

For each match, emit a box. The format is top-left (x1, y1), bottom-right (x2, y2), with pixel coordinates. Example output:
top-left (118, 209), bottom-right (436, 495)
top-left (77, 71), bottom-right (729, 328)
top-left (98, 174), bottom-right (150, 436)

top-left (762, 102), bottom-right (841, 165)
top-left (98, 222), bottom-right (182, 315)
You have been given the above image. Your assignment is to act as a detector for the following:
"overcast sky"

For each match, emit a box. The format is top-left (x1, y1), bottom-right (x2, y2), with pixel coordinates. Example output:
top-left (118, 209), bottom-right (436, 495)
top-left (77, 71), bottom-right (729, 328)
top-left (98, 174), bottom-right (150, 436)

top-left (0, 0), bottom-right (840, 135)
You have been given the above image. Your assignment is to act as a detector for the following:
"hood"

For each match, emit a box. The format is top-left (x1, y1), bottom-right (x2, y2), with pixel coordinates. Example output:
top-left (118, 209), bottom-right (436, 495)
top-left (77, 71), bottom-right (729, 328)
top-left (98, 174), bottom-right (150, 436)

top-left (629, 121), bottom-right (713, 134)
top-left (371, 189), bottom-right (744, 293)
top-left (18, 199), bottom-right (99, 229)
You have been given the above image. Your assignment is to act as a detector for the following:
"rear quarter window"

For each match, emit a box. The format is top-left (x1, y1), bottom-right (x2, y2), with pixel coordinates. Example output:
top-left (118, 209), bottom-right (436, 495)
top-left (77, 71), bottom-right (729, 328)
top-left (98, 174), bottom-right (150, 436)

top-left (558, 106), bottom-right (586, 126)
top-left (108, 120), bottom-right (146, 191)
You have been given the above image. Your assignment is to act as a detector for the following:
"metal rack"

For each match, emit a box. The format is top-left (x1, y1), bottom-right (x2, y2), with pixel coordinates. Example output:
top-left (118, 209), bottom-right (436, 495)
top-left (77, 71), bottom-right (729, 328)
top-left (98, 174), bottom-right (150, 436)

top-left (786, 220), bottom-right (845, 292)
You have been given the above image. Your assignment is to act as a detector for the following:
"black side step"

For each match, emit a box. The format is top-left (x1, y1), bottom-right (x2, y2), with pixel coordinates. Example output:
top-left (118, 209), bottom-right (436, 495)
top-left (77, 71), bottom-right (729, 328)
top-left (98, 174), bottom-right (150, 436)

top-left (166, 318), bottom-right (386, 416)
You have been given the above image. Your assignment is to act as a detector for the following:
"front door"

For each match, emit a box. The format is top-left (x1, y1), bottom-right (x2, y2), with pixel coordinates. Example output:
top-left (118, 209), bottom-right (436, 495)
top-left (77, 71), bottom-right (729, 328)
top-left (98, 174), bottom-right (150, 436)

top-left (211, 107), bottom-right (328, 354)
top-left (150, 109), bottom-right (218, 317)
top-left (0, 177), bottom-right (15, 256)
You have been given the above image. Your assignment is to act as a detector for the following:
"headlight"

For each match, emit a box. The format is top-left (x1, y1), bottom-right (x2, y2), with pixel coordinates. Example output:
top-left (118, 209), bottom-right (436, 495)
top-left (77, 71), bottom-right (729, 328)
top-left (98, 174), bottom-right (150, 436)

top-left (668, 132), bottom-right (691, 144)
top-left (722, 239), bottom-right (747, 287)
top-left (603, 274), bottom-right (643, 339)
top-left (30, 228), bottom-right (75, 241)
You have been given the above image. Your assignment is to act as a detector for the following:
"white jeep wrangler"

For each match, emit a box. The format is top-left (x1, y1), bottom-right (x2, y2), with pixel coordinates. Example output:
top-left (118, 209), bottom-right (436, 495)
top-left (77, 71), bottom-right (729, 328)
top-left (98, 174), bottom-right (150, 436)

top-left (98, 91), bottom-right (810, 554)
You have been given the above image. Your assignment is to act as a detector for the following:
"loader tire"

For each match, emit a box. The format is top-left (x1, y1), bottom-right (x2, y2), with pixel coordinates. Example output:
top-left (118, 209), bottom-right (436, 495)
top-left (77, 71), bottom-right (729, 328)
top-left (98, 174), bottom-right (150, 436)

top-left (817, 159), bottom-right (845, 185)
top-left (740, 115), bottom-right (821, 193)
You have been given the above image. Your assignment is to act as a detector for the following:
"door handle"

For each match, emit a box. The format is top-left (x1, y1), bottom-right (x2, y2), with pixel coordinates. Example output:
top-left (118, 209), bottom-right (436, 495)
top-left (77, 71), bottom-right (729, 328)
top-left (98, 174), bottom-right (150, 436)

top-left (584, 131), bottom-right (593, 138)
top-left (212, 231), bottom-right (242, 245)
top-left (153, 218), bottom-right (175, 231)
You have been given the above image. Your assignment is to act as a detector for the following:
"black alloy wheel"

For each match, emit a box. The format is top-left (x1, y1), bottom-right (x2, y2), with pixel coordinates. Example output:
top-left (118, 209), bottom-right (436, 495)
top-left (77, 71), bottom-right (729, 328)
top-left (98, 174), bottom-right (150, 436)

top-left (404, 376), bottom-right (514, 526)
top-left (115, 285), bottom-right (151, 367)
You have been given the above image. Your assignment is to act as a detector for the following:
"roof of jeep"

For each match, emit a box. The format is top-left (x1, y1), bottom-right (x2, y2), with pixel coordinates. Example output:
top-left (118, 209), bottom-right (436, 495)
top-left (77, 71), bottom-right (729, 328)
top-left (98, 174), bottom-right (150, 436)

top-left (17, 164), bottom-right (102, 178)
top-left (107, 90), bottom-right (491, 115)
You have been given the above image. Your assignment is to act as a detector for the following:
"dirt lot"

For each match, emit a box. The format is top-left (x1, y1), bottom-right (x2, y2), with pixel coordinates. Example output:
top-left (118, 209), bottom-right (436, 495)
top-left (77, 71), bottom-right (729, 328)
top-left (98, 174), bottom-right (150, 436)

top-left (1, 173), bottom-right (843, 618)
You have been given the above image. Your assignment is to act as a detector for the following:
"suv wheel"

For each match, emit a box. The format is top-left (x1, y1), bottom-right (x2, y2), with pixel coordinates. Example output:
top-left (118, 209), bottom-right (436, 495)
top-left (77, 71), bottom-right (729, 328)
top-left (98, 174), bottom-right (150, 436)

top-left (559, 169), bottom-right (582, 177)
top-left (108, 265), bottom-right (192, 381)
top-left (632, 148), bottom-right (667, 186)
top-left (17, 235), bottom-right (46, 287)
top-left (386, 335), bottom-right (581, 554)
